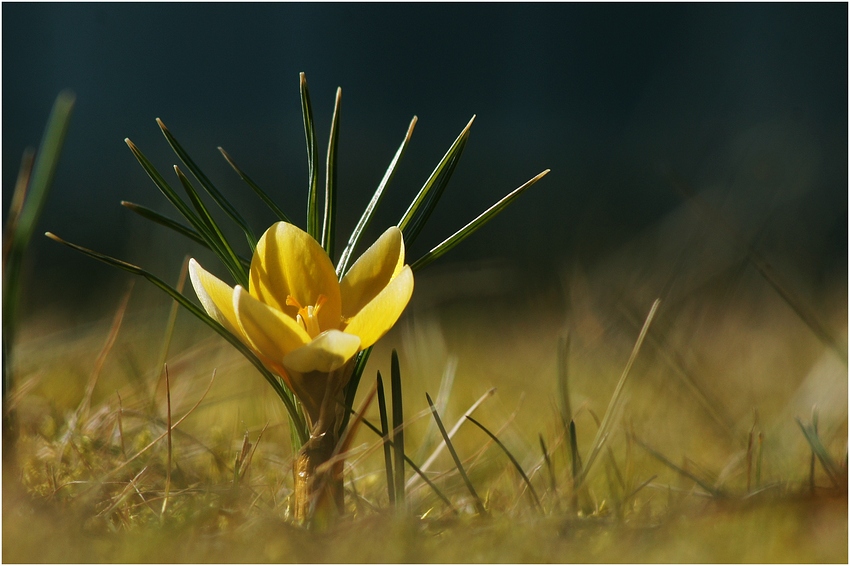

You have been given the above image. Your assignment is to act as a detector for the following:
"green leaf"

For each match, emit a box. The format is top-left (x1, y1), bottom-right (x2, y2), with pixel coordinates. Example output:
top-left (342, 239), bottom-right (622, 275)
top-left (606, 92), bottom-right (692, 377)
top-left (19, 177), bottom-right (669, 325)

top-left (156, 118), bottom-right (257, 250)
top-left (398, 116), bottom-right (474, 246)
top-left (4, 91), bottom-right (75, 349)
top-left (796, 416), bottom-right (842, 488)
top-left (45, 232), bottom-right (309, 447)
top-left (336, 117), bottom-right (417, 278)
top-left (376, 372), bottom-right (396, 505)
top-left (411, 169), bottom-right (550, 272)
top-left (218, 147), bottom-right (292, 223)
top-left (391, 349), bottom-right (405, 506)
top-left (173, 165), bottom-right (248, 287)
top-left (466, 415), bottom-right (543, 513)
top-left (321, 87), bottom-right (342, 260)
top-left (426, 392), bottom-right (487, 516)
top-left (300, 73), bottom-right (320, 240)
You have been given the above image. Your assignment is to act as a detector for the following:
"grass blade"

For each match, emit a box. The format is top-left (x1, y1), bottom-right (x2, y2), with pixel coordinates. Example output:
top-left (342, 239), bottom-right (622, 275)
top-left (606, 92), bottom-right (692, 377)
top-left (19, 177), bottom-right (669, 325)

top-left (322, 87), bottom-right (341, 259)
top-left (398, 116), bottom-right (474, 246)
top-left (796, 414), bottom-right (842, 488)
top-left (44, 232), bottom-right (309, 447)
top-left (218, 147), bottom-right (292, 223)
top-left (577, 299), bottom-right (660, 486)
top-left (411, 169), bottom-right (550, 272)
top-left (391, 349), bottom-right (405, 506)
top-left (426, 392), bottom-right (487, 516)
top-left (466, 415), bottom-right (543, 513)
top-left (337, 346), bottom-right (374, 436)
top-left (356, 414), bottom-right (457, 514)
top-left (156, 118), bottom-right (257, 250)
top-left (4, 91), bottom-right (75, 351)
top-left (3, 149), bottom-right (35, 268)
top-left (376, 372), bottom-right (396, 504)
top-left (121, 201), bottom-right (206, 248)
top-left (631, 434), bottom-right (722, 497)
top-left (336, 116), bottom-right (418, 278)
top-left (557, 333), bottom-right (573, 426)
top-left (300, 72), bottom-right (320, 241)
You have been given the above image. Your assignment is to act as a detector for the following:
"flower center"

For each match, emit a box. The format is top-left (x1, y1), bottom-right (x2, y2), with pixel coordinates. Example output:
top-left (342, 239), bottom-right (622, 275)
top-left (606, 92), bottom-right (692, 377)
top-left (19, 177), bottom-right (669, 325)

top-left (286, 294), bottom-right (327, 338)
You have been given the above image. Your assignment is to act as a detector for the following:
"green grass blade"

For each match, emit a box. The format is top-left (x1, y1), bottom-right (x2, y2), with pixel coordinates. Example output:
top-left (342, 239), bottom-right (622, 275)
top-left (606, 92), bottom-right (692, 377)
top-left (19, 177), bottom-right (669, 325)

top-left (376, 372), bottom-right (396, 505)
top-left (631, 434), bottom-right (722, 497)
top-left (218, 147), bottom-right (292, 223)
top-left (397, 116), bottom-right (474, 246)
top-left (156, 118), bottom-right (257, 250)
top-left (321, 87), bottom-right (341, 260)
top-left (44, 232), bottom-right (309, 447)
top-left (173, 166), bottom-right (248, 287)
top-left (426, 392), bottom-right (487, 516)
top-left (356, 414), bottom-right (457, 514)
top-left (466, 415), bottom-right (543, 513)
top-left (4, 91), bottom-right (75, 348)
top-left (3, 149), bottom-right (35, 268)
top-left (578, 299), bottom-right (660, 487)
top-left (336, 117), bottom-right (418, 278)
top-left (796, 416), bottom-right (841, 488)
top-left (558, 333), bottom-right (573, 426)
top-left (391, 349), bottom-right (406, 506)
top-left (300, 73), bottom-right (320, 241)
top-left (411, 169), bottom-right (550, 272)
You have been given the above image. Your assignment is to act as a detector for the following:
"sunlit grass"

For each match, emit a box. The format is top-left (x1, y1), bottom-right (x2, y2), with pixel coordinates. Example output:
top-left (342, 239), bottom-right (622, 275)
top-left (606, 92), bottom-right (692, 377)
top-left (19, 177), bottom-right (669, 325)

top-left (4, 256), bottom-right (846, 562)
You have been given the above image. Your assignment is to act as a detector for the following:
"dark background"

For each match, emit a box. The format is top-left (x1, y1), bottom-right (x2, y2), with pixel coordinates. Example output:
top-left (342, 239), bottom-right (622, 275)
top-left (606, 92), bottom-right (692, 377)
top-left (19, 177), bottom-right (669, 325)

top-left (3, 3), bottom-right (847, 324)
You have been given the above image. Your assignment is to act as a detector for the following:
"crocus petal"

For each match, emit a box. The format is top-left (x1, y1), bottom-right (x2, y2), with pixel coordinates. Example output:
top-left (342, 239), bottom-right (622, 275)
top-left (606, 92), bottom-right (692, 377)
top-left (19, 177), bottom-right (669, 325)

top-left (188, 259), bottom-right (241, 336)
top-left (282, 329), bottom-right (361, 374)
top-left (343, 265), bottom-right (413, 349)
top-left (339, 226), bottom-right (405, 320)
top-left (233, 286), bottom-right (311, 363)
top-left (249, 222), bottom-right (342, 332)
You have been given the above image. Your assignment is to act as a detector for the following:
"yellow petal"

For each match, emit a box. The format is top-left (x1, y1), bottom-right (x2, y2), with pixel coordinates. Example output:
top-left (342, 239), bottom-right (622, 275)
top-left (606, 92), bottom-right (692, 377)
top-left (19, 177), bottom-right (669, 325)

top-left (339, 226), bottom-right (405, 320)
top-left (282, 329), bottom-right (361, 374)
top-left (249, 222), bottom-right (342, 332)
top-left (188, 258), bottom-right (241, 336)
top-left (233, 285), bottom-right (311, 362)
top-left (343, 265), bottom-right (413, 349)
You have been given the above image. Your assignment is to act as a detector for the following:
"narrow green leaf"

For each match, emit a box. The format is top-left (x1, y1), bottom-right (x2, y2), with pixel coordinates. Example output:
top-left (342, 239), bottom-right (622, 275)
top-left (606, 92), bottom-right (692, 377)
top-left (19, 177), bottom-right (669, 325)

top-left (300, 72), bottom-right (320, 240)
top-left (398, 116), bottom-right (474, 245)
top-left (337, 116), bottom-right (417, 278)
top-left (578, 299), bottom-right (660, 487)
top-left (321, 87), bottom-right (341, 259)
top-left (121, 201), bottom-right (207, 248)
top-left (338, 345), bottom-right (373, 436)
top-left (411, 169), bottom-right (550, 272)
top-left (173, 166), bottom-right (248, 287)
top-left (376, 372), bottom-right (396, 505)
top-left (631, 434), bottom-right (722, 497)
top-left (391, 349), bottom-right (406, 506)
top-left (426, 392), bottom-right (487, 516)
top-left (4, 91), bottom-right (75, 349)
top-left (557, 333), bottom-right (572, 426)
top-left (356, 414), bottom-right (457, 514)
top-left (568, 419), bottom-right (580, 510)
top-left (156, 118), bottom-right (257, 250)
top-left (218, 147), bottom-right (292, 223)
top-left (539, 434), bottom-right (559, 508)
top-left (466, 415), bottom-right (543, 513)
top-left (45, 232), bottom-right (309, 447)
top-left (796, 416), bottom-right (842, 488)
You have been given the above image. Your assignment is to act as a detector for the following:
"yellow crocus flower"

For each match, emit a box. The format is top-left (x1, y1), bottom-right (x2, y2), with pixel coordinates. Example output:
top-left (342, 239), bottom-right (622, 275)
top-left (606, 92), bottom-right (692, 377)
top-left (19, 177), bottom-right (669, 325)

top-left (189, 222), bottom-right (413, 431)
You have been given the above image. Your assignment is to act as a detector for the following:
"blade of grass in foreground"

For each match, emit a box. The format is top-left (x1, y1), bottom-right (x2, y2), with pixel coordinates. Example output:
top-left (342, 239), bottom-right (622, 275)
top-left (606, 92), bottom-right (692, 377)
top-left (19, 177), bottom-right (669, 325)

top-left (577, 299), bottom-right (660, 487)
top-left (44, 232), bottom-right (309, 447)
top-left (218, 147), bottom-right (292, 223)
top-left (336, 116), bottom-right (418, 278)
top-left (391, 350), bottom-right (405, 506)
top-left (411, 169), bottom-right (550, 272)
top-left (300, 73), bottom-right (321, 241)
top-left (376, 372), bottom-right (396, 505)
top-left (466, 415), bottom-right (543, 513)
top-left (426, 393), bottom-right (487, 516)
top-left (321, 87), bottom-right (341, 260)
top-left (631, 434), bottom-right (722, 497)
top-left (796, 413), bottom-right (842, 489)
top-left (4, 91), bottom-right (75, 350)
